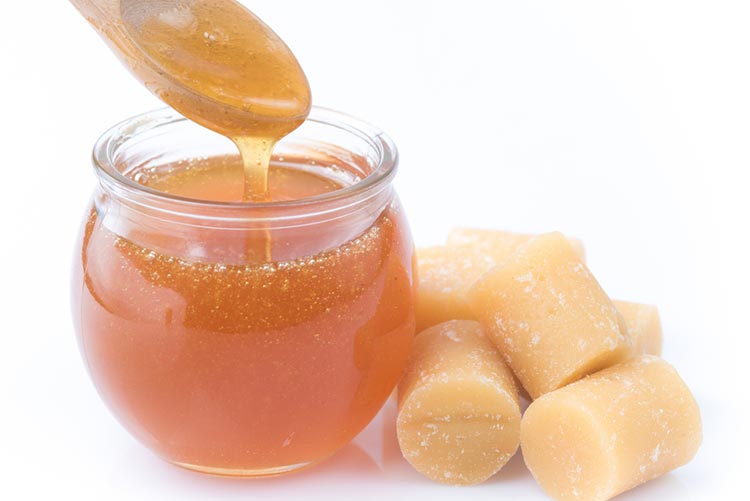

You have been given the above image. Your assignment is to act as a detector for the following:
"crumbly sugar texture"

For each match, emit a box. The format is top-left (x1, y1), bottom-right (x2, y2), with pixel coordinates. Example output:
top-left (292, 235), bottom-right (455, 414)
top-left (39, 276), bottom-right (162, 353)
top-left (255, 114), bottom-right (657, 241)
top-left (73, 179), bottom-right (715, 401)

top-left (416, 228), bottom-right (585, 333)
top-left (397, 320), bottom-right (521, 485)
top-left (521, 355), bottom-right (702, 501)
top-left (468, 232), bottom-right (632, 399)
top-left (613, 300), bottom-right (663, 355)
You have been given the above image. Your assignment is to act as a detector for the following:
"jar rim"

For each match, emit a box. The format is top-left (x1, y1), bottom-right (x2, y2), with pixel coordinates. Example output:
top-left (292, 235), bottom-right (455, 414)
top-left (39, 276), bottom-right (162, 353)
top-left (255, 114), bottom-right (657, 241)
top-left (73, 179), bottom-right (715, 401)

top-left (92, 106), bottom-right (398, 214)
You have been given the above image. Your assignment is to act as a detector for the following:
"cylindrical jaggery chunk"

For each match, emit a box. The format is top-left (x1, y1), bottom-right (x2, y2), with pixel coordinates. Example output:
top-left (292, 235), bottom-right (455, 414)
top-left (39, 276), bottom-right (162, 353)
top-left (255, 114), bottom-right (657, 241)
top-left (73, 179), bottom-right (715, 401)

top-left (416, 229), bottom-right (585, 332)
top-left (468, 232), bottom-right (632, 399)
top-left (614, 300), bottom-right (663, 355)
top-left (397, 320), bottom-right (521, 485)
top-left (521, 355), bottom-right (702, 501)
top-left (415, 246), bottom-right (479, 331)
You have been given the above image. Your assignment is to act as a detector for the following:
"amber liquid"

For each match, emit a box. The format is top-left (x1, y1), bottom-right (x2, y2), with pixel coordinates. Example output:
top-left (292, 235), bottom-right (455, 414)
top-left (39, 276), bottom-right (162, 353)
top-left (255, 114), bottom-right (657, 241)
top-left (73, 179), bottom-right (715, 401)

top-left (74, 159), bottom-right (416, 472)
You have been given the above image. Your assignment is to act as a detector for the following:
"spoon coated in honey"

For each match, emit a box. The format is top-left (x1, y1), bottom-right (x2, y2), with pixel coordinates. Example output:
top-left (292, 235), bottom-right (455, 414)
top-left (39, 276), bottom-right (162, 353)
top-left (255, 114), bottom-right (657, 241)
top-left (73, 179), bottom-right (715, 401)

top-left (70, 0), bottom-right (311, 140)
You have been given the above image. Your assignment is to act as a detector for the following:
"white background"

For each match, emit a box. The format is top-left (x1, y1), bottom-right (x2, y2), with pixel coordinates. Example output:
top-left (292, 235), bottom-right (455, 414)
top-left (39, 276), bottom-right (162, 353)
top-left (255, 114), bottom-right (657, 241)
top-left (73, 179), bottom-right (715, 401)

top-left (1, 1), bottom-right (748, 499)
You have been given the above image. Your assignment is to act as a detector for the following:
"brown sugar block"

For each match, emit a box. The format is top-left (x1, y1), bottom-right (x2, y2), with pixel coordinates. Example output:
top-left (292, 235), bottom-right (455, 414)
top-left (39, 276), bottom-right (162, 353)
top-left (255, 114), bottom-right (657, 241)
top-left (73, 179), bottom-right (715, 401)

top-left (416, 229), bottom-right (585, 332)
top-left (614, 300), bottom-right (663, 356)
top-left (468, 232), bottom-right (631, 399)
top-left (521, 355), bottom-right (702, 501)
top-left (397, 320), bottom-right (521, 485)
top-left (415, 246), bottom-right (482, 332)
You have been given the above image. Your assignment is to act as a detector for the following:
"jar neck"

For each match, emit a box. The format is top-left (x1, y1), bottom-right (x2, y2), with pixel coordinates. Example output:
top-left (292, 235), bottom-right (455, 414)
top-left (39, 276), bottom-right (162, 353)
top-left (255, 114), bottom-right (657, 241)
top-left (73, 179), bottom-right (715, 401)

top-left (95, 170), bottom-right (396, 231)
top-left (91, 108), bottom-right (399, 263)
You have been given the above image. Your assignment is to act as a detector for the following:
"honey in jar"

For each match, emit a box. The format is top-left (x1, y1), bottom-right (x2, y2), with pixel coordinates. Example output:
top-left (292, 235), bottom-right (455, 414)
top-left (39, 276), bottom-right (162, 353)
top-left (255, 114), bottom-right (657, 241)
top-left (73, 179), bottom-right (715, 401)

top-left (69, 0), bottom-right (416, 476)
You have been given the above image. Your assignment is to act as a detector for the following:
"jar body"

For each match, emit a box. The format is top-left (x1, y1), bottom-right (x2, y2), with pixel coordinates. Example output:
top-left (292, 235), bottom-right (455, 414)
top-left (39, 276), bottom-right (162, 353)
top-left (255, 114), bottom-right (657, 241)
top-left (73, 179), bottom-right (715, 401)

top-left (71, 109), bottom-right (416, 476)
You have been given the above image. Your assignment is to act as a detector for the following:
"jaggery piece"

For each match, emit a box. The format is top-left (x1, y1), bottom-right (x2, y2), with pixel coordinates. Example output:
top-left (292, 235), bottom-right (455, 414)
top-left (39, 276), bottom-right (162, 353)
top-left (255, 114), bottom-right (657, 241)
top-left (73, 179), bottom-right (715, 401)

top-left (614, 300), bottom-right (663, 356)
top-left (397, 320), bottom-right (521, 485)
top-left (521, 355), bottom-right (702, 501)
top-left (415, 246), bottom-right (488, 332)
top-left (416, 229), bottom-right (584, 332)
top-left (468, 232), bottom-right (631, 399)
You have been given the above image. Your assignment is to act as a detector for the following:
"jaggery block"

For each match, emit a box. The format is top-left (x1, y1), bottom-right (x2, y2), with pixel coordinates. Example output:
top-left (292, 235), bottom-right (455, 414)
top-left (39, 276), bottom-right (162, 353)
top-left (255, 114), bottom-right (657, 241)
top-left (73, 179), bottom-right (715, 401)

top-left (614, 300), bottom-right (663, 356)
top-left (415, 246), bottom-right (483, 331)
top-left (521, 355), bottom-right (702, 501)
top-left (397, 320), bottom-right (521, 485)
top-left (416, 229), bottom-right (585, 332)
top-left (468, 232), bottom-right (631, 399)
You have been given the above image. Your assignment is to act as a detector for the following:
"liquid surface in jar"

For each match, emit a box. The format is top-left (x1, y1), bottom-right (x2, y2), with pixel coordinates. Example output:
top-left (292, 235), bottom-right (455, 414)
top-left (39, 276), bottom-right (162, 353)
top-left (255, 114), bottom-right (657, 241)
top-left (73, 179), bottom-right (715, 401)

top-left (131, 154), bottom-right (344, 203)
top-left (70, 0), bottom-right (311, 201)
top-left (75, 181), bottom-right (415, 472)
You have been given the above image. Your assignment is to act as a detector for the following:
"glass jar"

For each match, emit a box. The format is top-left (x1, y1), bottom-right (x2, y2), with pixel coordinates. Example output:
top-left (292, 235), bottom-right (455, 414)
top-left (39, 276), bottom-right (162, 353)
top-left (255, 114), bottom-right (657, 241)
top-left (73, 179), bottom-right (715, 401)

top-left (71, 107), bottom-right (416, 476)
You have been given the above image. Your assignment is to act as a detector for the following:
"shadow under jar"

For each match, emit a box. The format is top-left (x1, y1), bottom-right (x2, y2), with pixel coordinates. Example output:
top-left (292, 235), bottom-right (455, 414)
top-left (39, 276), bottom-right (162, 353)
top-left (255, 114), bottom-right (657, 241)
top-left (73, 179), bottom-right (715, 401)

top-left (71, 108), bottom-right (416, 477)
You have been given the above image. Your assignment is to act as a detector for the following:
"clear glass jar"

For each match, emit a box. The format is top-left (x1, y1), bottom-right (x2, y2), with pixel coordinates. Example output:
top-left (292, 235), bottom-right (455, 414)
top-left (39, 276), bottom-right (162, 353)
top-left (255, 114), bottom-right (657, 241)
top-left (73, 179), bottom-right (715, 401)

top-left (71, 107), bottom-right (416, 476)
